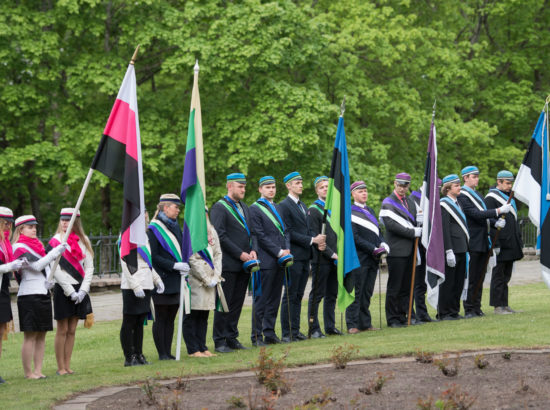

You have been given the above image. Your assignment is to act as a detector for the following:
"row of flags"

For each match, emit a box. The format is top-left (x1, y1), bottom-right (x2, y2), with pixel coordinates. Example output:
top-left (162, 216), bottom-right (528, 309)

top-left (77, 47), bottom-right (549, 309)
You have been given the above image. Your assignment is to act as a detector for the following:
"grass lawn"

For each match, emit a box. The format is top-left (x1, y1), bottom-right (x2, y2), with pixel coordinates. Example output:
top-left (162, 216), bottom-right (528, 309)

top-left (1, 283), bottom-right (549, 408)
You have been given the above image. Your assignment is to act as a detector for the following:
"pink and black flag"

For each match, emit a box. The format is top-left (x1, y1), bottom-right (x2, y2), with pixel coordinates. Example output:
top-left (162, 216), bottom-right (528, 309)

top-left (91, 60), bottom-right (147, 273)
top-left (419, 117), bottom-right (445, 308)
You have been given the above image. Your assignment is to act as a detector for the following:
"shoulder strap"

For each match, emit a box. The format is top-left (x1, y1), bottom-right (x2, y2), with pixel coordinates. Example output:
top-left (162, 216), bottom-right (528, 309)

top-left (441, 198), bottom-right (470, 241)
top-left (218, 198), bottom-right (251, 236)
top-left (252, 201), bottom-right (284, 236)
top-left (149, 220), bottom-right (183, 262)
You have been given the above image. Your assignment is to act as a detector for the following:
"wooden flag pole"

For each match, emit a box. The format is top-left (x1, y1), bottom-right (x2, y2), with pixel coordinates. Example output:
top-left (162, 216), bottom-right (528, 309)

top-left (407, 238), bottom-right (420, 326)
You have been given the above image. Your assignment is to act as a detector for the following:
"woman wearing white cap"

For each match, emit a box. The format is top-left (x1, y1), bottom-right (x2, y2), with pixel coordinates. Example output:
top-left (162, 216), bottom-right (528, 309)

top-left (0, 207), bottom-right (26, 383)
top-left (11, 215), bottom-right (66, 379)
top-left (49, 208), bottom-right (94, 375)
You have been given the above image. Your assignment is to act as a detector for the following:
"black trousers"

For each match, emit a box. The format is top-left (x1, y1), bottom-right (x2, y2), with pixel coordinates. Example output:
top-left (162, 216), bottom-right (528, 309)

top-left (281, 259), bottom-right (310, 338)
top-left (346, 263), bottom-right (378, 330)
top-left (438, 253), bottom-right (466, 317)
top-left (152, 304), bottom-right (179, 358)
top-left (252, 267), bottom-right (284, 341)
top-left (307, 262), bottom-right (337, 333)
top-left (464, 251), bottom-right (488, 314)
top-left (213, 270), bottom-right (250, 347)
top-left (413, 249), bottom-right (430, 320)
top-left (120, 313), bottom-right (147, 358)
top-left (385, 254), bottom-right (414, 326)
top-left (182, 309), bottom-right (209, 354)
top-left (490, 260), bottom-right (514, 307)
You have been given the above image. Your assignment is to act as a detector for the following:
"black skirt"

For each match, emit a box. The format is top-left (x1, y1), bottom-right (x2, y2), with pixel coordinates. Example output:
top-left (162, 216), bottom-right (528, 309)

top-left (0, 278), bottom-right (13, 324)
top-left (17, 294), bottom-right (53, 332)
top-left (53, 283), bottom-right (93, 321)
top-left (122, 289), bottom-right (152, 315)
top-left (152, 292), bottom-right (180, 306)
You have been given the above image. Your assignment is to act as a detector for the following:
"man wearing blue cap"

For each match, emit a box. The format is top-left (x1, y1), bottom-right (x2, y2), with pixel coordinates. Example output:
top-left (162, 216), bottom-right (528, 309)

top-left (457, 166), bottom-right (511, 318)
top-left (249, 176), bottom-right (291, 345)
top-left (307, 176), bottom-right (340, 338)
top-left (379, 173), bottom-right (421, 327)
top-left (279, 172), bottom-right (326, 342)
top-left (485, 171), bottom-right (524, 315)
top-left (210, 173), bottom-right (258, 353)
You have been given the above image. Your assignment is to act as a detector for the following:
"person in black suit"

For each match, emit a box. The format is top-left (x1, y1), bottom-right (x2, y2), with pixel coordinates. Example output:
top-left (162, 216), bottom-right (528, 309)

top-left (457, 166), bottom-right (511, 318)
top-left (439, 174), bottom-right (469, 320)
top-left (249, 176), bottom-right (291, 344)
top-left (485, 170), bottom-right (524, 314)
top-left (210, 173), bottom-right (258, 353)
top-left (346, 181), bottom-right (387, 333)
top-left (379, 173), bottom-right (422, 327)
top-left (307, 176), bottom-right (340, 339)
top-left (278, 172), bottom-right (326, 342)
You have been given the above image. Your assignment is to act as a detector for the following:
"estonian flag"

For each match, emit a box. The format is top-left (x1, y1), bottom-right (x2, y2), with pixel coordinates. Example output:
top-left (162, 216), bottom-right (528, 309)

top-left (91, 61), bottom-right (147, 273)
top-left (513, 106), bottom-right (550, 288)
top-left (325, 116), bottom-right (360, 312)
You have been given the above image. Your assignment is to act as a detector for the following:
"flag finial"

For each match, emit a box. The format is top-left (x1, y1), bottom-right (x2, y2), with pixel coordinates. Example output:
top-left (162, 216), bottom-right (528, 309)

top-left (194, 60), bottom-right (200, 74)
top-left (130, 45), bottom-right (140, 65)
top-left (340, 96), bottom-right (346, 117)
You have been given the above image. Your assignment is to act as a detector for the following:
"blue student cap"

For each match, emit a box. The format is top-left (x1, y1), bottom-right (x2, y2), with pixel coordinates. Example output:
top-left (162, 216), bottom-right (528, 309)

top-left (227, 173), bottom-right (247, 184)
top-left (314, 176), bottom-right (328, 186)
top-left (461, 166), bottom-right (479, 177)
top-left (283, 171), bottom-right (302, 184)
top-left (259, 176), bottom-right (276, 186)
top-left (442, 174), bottom-right (460, 184)
top-left (496, 170), bottom-right (514, 180)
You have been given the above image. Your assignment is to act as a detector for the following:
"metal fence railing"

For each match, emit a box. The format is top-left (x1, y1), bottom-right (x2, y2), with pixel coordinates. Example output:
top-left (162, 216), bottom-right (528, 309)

top-left (519, 217), bottom-right (537, 248)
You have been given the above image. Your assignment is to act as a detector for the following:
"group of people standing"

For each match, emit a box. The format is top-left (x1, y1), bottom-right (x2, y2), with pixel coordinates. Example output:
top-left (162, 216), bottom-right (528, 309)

top-left (0, 208), bottom-right (94, 383)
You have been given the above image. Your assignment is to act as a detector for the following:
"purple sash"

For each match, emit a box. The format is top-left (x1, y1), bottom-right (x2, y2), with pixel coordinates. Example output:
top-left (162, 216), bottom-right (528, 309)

top-left (351, 205), bottom-right (379, 227)
top-left (382, 197), bottom-right (416, 223)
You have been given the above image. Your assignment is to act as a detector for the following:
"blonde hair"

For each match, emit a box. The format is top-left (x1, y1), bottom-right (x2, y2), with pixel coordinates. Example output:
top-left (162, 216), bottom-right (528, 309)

top-left (55, 217), bottom-right (94, 256)
top-left (0, 219), bottom-right (11, 238)
top-left (11, 224), bottom-right (27, 245)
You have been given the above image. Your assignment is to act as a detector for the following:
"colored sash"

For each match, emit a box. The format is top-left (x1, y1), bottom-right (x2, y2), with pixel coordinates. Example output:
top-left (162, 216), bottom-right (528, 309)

top-left (440, 197), bottom-right (470, 241)
top-left (460, 186), bottom-right (492, 248)
top-left (218, 196), bottom-right (251, 236)
top-left (12, 243), bottom-right (49, 280)
top-left (310, 199), bottom-right (331, 224)
top-left (48, 237), bottom-right (85, 281)
top-left (117, 235), bottom-right (153, 270)
top-left (381, 196), bottom-right (416, 223)
top-left (0, 232), bottom-right (14, 264)
top-left (486, 189), bottom-right (517, 220)
top-left (148, 220), bottom-right (183, 262)
top-left (252, 199), bottom-right (285, 236)
top-left (351, 204), bottom-right (380, 236)
top-left (380, 196), bottom-right (416, 229)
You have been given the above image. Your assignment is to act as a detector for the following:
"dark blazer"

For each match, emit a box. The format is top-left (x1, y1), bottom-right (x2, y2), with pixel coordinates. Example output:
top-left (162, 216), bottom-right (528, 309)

top-left (249, 200), bottom-right (291, 270)
top-left (307, 204), bottom-right (336, 265)
top-left (351, 205), bottom-right (385, 268)
top-left (441, 201), bottom-right (469, 254)
top-left (457, 192), bottom-right (498, 253)
top-left (210, 198), bottom-right (257, 273)
top-left (485, 191), bottom-right (524, 262)
top-left (279, 196), bottom-right (312, 261)
top-left (380, 192), bottom-right (418, 257)
top-left (147, 222), bottom-right (182, 295)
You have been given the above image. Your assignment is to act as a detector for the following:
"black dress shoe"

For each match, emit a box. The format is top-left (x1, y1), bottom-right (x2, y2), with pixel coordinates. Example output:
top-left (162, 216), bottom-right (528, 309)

top-left (158, 354), bottom-right (172, 361)
top-left (124, 354), bottom-right (139, 367)
top-left (452, 314), bottom-right (464, 320)
top-left (295, 332), bottom-right (307, 340)
top-left (440, 315), bottom-right (459, 321)
top-left (0, 376), bottom-right (6, 384)
top-left (227, 339), bottom-right (248, 350)
top-left (389, 322), bottom-right (406, 328)
top-left (476, 310), bottom-right (485, 317)
top-left (264, 336), bottom-right (282, 344)
top-left (326, 328), bottom-right (343, 336)
top-left (215, 344), bottom-right (234, 353)
top-left (418, 316), bottom-right (433, 322)
top-left (136, 354), bottom-right (150, 365)
top-left (251, 339), bottom-right (266, 347)
top-left (311, 330), bottom-right (326, 338)
top-left (464, 312), bottom-right (476, 319)
top-left (168, 354), bottom-right (176, 360)
top-left (281, 336), bottom-right (292, 343)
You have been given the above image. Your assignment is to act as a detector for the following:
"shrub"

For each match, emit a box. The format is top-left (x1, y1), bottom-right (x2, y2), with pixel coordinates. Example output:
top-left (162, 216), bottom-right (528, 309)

top-left (434, 354), bottom-right (460, 377)
top-left (330, 343), bottom-right (359, 369)
top-left (359, 371), bottom-right (394, 395)
top-left (254, 347), bottom-right (291, 395)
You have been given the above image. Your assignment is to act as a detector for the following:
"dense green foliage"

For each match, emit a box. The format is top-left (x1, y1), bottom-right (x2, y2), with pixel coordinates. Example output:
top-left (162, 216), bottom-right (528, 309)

top-left (1, 0), bottom-right (549, 233)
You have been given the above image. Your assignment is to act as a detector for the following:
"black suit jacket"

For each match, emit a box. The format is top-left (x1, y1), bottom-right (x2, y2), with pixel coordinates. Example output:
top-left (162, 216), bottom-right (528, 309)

top-left (307, 204), bottom-right (336, 265)
top-left (147, 222), bottom-right (182, 295)
top-left (351, 205), bottom-right (385, 268)
top-left (249, 200), bottom-right (291, 270)
top-left (457, 192), bottom-right (497, 253)
top-left (210, 198), bottom-right (258, 272)
top-left (279, 196), bottom-right (312, 261)
top-left (380, 192), bottom-right (418, 257)
top-left (441, 201), bottom-right (469, 254)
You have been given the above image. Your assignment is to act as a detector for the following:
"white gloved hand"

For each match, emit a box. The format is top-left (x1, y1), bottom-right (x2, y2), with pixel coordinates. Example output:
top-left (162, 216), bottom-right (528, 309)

top-left (75, 290), bottom-right (86, 304)
top-left (497, 204), bottom-right (512, 215)
top-left (55, 243), bottom-right (69, 256)
top-left (416, 213), bottom-right (424, 226)
top-left (11, 259), bottom-right (26, 271)
top-left (414, 227), bottom-right (422, 238)
top-left (208, 279), bottom-right (218, 288)
top-left (134, 288), bottom-right (146, 298)
top-left (494, 247), bottom-right (501, 256)
top-left (173, 262), bottom-right (190, 273)
top-left (445, 249), bottom-right (456, 267)
top-left (156, 281), bottom-right (165, 294)
top-left (70, 291), bottom-right (78, 301)
top-left (495, 218), bottom-right (506, 229)
top-left (381, 242), bottom-right (390, 255)
top-left (45, 281), bottom-right (55, 290)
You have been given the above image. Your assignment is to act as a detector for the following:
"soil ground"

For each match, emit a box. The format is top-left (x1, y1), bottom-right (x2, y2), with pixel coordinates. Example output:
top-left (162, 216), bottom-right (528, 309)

top-left (87, 350), bottom-right (550, 409)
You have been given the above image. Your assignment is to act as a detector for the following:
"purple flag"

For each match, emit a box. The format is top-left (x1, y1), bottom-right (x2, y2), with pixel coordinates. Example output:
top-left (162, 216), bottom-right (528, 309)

top-left (419, 119), bottom-right (445, 309)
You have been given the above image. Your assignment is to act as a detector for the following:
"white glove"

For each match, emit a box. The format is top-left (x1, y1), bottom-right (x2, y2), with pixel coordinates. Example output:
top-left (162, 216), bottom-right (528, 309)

top-left (414, 227), bottom-right (422, 238)
top-left (446, 249), bottom-right (456, 267)
top-left (495, 218), bottom-right (506, 229)
top-left (497, 204), bottom-right (512, 215)
top-left (208, 279), bottom-right (218, 288)
top-left (173, 262), bottom-right (190, 273)
top-left (416, 213), bottom-right (424, 226)
top-left (75, 290), bottom-right (86, 304)
top-left (55, 243), bottom-right (69, 256)
top-left (381, 242), bottom-right (390, 255)
top-left (70, 291), bottom-right (78, 301)
top-left (45, 281), bottom-right (55, 290)
top-left (156, 281), bottom-right (165, 294)
top-left (11, 259), bottom-right (26, 271)
top-left (134, 288), bottom-right (146, 298)
top-left (494, 248), bottom-right (501, 256)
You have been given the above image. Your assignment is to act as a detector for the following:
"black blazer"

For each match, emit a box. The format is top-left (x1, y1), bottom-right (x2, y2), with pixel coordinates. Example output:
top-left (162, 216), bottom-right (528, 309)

top-left (457, 192), bottom-right (497, 253)
top-left (307, 204), bottom-right (336, 265)
top-left (147, 222), bottom-right (182, 295)
top-left (351, 206), bottom-right (385, 268)
top-left (279, 196), bottom-right (312, 261)
top-left (485, 192), bottom-right (524, 262)
top-left (441, 201), bottom-right (469, 254)
top-left (210, 198), bottom-right (257, 273)
top-left (249, 201), bottom-right (291, 270)
top-left (380, 192), bottom-right (418, 257)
